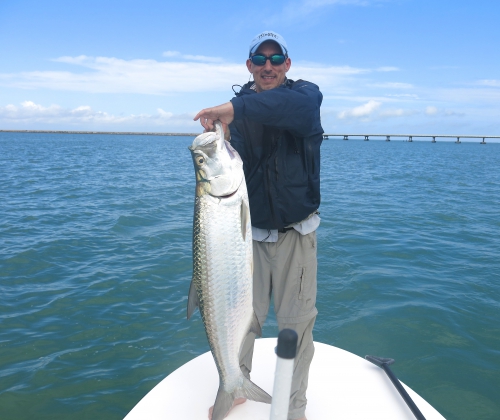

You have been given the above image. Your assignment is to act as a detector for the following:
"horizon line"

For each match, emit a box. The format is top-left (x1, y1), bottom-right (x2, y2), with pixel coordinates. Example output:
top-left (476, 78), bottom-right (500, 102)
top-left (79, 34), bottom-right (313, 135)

top-left (0, 129), bottom-right (201, 136)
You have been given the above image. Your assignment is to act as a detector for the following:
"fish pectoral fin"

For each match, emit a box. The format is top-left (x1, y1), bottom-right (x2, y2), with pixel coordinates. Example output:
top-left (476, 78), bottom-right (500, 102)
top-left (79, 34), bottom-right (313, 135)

top-left (238, 376), bottom-right (272, 404)
top-left (212, 386), bottom-right (235, 420)
top-left (249, 311), bottom-right (262, 337)
top-left (240, 199), bottom-right (250, 241)
top-left (186, 279), bottom-right (199, 320)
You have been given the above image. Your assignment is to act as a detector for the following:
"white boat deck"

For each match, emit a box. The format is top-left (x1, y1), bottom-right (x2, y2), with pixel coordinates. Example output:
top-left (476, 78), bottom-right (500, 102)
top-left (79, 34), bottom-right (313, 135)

top-left (125, 338), bottom-right (446, 420)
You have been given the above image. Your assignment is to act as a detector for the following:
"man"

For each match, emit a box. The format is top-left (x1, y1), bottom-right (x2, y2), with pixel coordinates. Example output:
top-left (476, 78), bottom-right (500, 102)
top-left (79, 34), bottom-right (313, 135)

top-left (194, 31), bottom-right (323, 420)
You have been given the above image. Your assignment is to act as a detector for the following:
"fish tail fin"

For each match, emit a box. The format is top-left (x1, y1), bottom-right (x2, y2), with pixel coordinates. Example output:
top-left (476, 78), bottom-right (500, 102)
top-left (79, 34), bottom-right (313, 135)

top-left (212, 386), bottom-right (235, 420)
top-left (212, 376), bottom-right (272, 419)
top-left (238, 375), bottom-right (272, 404)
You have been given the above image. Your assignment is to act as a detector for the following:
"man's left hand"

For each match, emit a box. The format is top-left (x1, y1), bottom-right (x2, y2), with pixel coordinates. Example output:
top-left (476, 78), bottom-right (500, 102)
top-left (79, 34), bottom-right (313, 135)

top-left (194, 102), bottom-right (234, 132)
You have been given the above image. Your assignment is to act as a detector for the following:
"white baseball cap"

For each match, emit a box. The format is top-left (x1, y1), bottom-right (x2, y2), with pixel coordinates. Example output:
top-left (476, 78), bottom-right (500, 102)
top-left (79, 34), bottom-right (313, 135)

top-left (249, 31), bottom-right (288, 57)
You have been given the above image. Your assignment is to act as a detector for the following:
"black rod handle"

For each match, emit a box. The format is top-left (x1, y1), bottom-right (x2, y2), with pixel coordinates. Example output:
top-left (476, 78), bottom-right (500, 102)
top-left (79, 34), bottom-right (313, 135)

top-left (276, 328), bottom-right (298, 359)
top-left (381, 364), bottom-right (426, 420)
top-left (366, 355), bottom-right (426, 420)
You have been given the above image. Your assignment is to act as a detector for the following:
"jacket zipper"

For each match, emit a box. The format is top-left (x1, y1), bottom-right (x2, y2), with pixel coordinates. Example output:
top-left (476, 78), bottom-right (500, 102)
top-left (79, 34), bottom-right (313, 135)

top-left (266, 131), bottom-right (280, 228)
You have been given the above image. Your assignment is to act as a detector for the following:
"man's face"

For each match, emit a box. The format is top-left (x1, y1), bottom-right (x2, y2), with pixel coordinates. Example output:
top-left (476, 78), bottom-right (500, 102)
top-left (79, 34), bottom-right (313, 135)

top-left (246, 41), bottom-right (291, 93)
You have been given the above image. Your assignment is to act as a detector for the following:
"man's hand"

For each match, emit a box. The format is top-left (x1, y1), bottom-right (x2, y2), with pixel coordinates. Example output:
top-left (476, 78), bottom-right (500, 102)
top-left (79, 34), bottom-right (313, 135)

top-left (194, 102), bottom-right (234, 132)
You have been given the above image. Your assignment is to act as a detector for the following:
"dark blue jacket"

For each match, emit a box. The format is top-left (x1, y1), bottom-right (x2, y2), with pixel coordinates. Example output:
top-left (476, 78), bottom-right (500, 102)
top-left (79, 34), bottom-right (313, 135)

top-left (229, 79), bottom-right (323, 230)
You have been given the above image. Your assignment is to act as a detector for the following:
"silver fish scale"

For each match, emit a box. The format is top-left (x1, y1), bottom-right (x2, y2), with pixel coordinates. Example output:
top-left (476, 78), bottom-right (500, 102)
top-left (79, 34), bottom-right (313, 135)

top-left (192, 186), bottom-right (253, 392)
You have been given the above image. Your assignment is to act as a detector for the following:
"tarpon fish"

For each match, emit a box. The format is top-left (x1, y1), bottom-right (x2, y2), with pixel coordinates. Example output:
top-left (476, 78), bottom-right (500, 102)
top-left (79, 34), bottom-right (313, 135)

top-left (187, 122), bottom-right (272, 419)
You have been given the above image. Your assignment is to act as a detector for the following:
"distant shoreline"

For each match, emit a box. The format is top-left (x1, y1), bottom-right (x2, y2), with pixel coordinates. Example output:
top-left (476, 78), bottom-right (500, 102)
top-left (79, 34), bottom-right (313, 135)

top-left (0, 129), bottom-right (200, 136)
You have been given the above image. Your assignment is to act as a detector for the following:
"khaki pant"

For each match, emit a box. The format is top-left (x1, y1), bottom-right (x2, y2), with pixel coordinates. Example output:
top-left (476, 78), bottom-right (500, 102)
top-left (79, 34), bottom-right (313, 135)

top-left (239, 229), bottom-right (318, 420)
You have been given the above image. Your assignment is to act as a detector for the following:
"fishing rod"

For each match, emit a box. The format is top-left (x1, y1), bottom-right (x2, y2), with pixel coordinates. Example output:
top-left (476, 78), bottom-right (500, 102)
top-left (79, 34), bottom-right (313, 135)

top-left (365, 355), bottom-right (426, 420)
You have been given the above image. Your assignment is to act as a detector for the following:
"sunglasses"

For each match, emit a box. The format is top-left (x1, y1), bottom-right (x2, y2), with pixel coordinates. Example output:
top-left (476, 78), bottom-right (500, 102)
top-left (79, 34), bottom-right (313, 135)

top-left (250, 54), bottom-right (287, 66)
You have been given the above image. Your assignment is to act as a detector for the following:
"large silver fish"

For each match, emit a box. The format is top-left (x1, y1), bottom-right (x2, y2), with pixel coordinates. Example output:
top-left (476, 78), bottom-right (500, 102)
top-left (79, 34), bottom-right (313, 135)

top-left (187, 122), bottom-right (272, 419)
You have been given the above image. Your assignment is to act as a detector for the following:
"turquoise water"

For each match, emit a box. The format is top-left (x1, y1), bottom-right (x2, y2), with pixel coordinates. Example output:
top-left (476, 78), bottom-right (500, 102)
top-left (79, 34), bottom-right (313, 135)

top-left (1, 133), bottom-right (499, 420)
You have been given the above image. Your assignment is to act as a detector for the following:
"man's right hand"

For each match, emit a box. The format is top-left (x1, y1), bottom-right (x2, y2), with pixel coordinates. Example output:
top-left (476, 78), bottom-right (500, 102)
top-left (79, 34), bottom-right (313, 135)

top-left (193, 102), bottom-right (234, 132)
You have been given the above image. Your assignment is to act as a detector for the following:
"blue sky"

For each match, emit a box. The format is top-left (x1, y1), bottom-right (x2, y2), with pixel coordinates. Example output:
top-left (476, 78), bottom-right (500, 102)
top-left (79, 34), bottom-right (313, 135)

top-left (1, 0), bottom-right (499, 137)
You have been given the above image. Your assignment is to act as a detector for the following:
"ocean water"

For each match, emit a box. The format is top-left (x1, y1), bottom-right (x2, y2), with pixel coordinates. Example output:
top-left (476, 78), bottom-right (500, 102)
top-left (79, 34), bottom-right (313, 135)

top-left (0, 132), bottom-right (499, 420)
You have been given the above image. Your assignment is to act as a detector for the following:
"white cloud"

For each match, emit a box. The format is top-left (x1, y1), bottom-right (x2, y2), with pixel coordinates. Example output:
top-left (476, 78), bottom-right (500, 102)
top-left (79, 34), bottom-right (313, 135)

top-left (426, 106), bottom-right (438, 115)
top-left (162, 51), bottom-right (225, 63)
top-left (432, 87), bottom-right (500, 104)
top-left (369, 82), bottom-right (413, 89)
top-left (476, 79), bottom-right (500, 87)
top-left (335, 101), bottom-right (424, 121)
top-left (0, 55), bottom-right (375, 95)
top-left (335, 102), bottom-right (465, 122)
top-left (376, 66), bottom-right (400, 72)
top-left (181, 54), bottom-right (225, 63)
top-left (0, 55), bottom-right (247, 94)
top-left (3, 53), bottom-right (496, 133)
top-left (423, 106), bottom-right (464, 118)
top-left (338, 100), bottom-right (381, 119)
top-left (379, 108), bottom-right (415, 117)
top-left (0, 101), bottom-right (197, 128)
top-left (289, 63), bottom-right (370, 89)
top-left (324, 94), bottom-right (412, 102)
top-left (292, 63), bottom-right (368, 76)
top-left (162, 51), bottom-right (181, 57)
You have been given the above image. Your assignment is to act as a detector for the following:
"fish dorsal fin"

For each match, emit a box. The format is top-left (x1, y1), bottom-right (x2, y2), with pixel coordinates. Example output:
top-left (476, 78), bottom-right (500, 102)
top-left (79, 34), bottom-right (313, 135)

top-left (249, 311), bottom-right (262, 337)
top-left (186, 278), bottom-right (199, 320)
top-left (240, 199), bottom-right (250, 241)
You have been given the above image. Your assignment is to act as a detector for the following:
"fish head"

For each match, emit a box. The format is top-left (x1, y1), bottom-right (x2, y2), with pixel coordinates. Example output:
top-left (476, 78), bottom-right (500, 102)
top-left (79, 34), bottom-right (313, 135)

top-left (189, 122), bottom-right (244, 197)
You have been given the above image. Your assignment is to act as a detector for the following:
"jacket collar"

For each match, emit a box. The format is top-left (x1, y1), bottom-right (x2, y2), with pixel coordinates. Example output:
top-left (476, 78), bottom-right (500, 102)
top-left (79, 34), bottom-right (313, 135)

top-left (234, 78), bottom-right (293, 96)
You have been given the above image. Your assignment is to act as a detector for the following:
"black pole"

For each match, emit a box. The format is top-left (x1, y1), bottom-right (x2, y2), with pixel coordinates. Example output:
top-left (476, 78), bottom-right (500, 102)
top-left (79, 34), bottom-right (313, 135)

top-left (365, 355), bottom-right (426, 420)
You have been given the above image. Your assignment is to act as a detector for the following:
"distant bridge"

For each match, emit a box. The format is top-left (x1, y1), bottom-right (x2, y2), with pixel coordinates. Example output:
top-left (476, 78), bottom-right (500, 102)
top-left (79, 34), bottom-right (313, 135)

top-left (3, 130), bottom-right (499, 143)
top-left (322, 134), bottom-right (500, 144)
